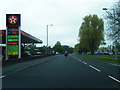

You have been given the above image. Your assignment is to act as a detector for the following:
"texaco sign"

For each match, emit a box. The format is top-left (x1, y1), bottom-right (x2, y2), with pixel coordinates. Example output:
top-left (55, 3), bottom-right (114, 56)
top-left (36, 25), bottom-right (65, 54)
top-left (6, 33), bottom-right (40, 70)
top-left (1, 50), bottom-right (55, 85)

top-left (8, 16), bottom-right (18, 24)
top-left (6, 14), bottom-right (21, 59)
top-left (6, 14), bottom-right (20, 27)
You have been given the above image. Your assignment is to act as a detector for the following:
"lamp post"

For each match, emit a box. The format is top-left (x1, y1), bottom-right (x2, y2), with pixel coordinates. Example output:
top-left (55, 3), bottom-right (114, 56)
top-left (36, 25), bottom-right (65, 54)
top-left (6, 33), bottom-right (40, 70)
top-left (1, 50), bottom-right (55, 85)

top-left (46, 24), bottom-right (53, 55)
top-left (46, 24), bottom-right (53, 47)
top-left (102, 8), bottom-right (117, 56)
top-left (102, 8), bottom-right (115, 20)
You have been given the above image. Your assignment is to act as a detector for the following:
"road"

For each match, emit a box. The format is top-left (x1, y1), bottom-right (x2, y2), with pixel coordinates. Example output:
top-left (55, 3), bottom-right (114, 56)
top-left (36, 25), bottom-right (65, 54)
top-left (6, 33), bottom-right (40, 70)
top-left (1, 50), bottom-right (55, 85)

top-left (2, 54), bottom-right (120, 88)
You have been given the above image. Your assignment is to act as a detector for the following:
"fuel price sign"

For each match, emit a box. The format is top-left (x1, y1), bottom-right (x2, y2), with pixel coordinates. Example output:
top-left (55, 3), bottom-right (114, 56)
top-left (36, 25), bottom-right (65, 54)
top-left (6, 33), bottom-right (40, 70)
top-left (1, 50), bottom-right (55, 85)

top-left (6, 14), bottom-right (21, 58)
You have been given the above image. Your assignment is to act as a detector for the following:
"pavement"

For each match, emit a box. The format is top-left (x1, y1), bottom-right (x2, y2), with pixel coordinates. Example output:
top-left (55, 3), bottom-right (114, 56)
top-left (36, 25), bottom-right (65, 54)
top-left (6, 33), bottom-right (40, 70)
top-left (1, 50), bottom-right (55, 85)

top-left (2, 54), bottom-right (120, 88)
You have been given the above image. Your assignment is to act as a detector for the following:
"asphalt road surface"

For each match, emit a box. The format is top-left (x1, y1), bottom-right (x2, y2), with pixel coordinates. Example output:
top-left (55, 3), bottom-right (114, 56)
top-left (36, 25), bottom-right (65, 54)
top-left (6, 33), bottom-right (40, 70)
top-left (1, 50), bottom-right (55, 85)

top-left (2, 54), bottom-right (120, 88)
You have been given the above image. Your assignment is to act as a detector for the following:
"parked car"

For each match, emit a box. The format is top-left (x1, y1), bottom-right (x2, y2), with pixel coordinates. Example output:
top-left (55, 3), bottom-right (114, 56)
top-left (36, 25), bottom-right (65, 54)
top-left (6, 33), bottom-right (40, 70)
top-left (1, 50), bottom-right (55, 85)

top-left (24, 51), bottom-right (31, 56)
top-left (87, 52), bottom-right (91, 55)
top-left (103, 52), bottom-right (109, 55)
top-left (36, 52), bottom-right (42, 55)
top-left (109, 52), bottom-right (113, 55)
top-left (117, 52), bottom-right (120, 55)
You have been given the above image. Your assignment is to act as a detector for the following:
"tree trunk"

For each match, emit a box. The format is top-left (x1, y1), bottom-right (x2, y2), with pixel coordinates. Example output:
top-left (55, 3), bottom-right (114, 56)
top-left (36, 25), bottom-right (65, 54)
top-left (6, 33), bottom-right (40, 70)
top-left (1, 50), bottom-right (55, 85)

top-left (91, 49), bottom-right (94, 55)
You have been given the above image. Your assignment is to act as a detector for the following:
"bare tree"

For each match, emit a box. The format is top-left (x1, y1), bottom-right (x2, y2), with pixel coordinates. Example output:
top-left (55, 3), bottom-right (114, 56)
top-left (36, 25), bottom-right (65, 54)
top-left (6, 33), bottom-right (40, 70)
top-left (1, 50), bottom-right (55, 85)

top-left (105, 1), bottom-right (120, 43)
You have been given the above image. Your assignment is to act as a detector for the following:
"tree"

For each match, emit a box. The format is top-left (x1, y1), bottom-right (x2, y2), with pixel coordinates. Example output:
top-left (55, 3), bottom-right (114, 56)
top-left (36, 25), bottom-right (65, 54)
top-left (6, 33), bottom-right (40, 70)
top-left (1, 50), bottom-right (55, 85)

top-left (105, 1), bottom-right (120, 42)
top-left (113, 41), bottom-right (120, 52)
top-left (53, 41), bottom-right (74, 54)
top-left (52, 41), bottom-right (63, 53)
top-left (74, 44), bottom-right (79, 52)
top-left (62, 45), bottom-right (73, 53)
top-left (74, 43), bottom-right (88, 54)
top-left (79, 14), bottom-right (104, 54)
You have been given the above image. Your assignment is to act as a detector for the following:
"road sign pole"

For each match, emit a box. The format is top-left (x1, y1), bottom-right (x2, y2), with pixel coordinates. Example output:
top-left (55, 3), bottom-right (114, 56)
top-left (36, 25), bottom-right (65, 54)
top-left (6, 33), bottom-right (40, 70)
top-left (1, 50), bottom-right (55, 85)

top-left (18, 27), bottom-right (21, 58)
top-left (6, 28), bottom-right (8, 60)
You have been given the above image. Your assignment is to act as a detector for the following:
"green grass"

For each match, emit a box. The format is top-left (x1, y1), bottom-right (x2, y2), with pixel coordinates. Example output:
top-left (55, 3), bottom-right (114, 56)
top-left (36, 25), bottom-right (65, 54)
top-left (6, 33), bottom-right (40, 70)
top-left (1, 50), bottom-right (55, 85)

top-left (94, 55), bottom-right (120, 59)
top-left (79, 54), bottom-right (120, 64)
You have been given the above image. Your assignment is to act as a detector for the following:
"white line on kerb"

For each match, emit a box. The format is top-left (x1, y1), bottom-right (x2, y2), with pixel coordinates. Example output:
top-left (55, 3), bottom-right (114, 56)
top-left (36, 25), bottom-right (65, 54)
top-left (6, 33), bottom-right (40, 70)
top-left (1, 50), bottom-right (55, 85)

top-left (89, 65), bottom-right (100, 72)
top-left (109, 75), bottom-right (120, 83)
top-left (0, 76), bottom-right (5, 78)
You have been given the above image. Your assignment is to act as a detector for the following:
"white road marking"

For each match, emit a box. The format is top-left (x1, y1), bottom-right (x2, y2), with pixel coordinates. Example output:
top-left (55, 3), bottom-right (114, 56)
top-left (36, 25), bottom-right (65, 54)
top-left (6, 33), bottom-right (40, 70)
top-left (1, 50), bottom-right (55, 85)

top-left (0, 76), bottom-right (5, 78)
top-left (108, 75), bottom-right (120, 83)
top-left (82, 62), bottom-right (87, 65)
top-left (70, 55), bottom-right (82, 61)
top-left (89, 65), bottom-right (100, 72)
top-left (109, 63), bottom-right (120, 67)
top-left (79, 60), bottom-right (81, 62)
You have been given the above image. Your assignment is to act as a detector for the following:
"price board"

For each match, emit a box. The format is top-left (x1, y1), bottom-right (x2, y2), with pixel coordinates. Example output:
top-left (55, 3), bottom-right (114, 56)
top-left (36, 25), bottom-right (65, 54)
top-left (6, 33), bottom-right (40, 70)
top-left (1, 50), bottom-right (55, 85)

top-left (8, 45), bottom-right (18, 55)
top-left (6, 14), bottom-right (21, 58)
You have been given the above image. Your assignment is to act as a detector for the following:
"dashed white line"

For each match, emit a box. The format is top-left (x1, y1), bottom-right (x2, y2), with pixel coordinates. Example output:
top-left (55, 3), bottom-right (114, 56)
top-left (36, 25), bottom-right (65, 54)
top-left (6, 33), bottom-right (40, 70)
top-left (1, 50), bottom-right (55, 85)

top-left (69, 55), bottom-right (120, 84)
top-left (108, 75), bottom-right (120, 83)
top-left (79, 60), bottom-right (81, 62)
top-left (89, 65), bottom-right (100, 72)
top-left (70, 56), bottom-right (79, 60)
top-left (82, 62), bottom-right (87, 65)
top-left (70, 56), bottom-right (82, 61)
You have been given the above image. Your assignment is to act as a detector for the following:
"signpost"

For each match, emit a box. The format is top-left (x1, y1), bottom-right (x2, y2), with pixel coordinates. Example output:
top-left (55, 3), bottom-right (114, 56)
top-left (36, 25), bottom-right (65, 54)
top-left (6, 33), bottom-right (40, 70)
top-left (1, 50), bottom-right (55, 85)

top-left (6, 14), bottom-right (21, 59)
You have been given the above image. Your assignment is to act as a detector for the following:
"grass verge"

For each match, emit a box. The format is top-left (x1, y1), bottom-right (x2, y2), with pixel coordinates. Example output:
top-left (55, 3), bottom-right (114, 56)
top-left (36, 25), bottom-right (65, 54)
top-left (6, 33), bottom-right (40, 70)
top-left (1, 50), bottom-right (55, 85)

top-left (94, 55), bottom-right (120, 59)
top-left (79, 54), bottom-right (120, 64)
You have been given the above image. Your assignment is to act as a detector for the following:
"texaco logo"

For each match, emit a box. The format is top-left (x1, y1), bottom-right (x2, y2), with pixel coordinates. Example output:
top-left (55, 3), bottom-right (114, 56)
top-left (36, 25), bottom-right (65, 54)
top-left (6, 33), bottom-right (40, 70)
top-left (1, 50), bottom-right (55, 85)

top-left (8, 16), bottom-right (18, 24)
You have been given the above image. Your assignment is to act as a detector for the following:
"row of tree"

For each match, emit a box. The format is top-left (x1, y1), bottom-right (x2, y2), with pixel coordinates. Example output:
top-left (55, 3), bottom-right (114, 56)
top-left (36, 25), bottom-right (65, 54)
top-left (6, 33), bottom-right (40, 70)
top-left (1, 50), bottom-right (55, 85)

top-left (25, 1), bottom-right (120, 55)
top-left (24, 41), bottom-right (73, 55)
top-left (75, 1), bottom-right (120, 54)
top-left (52, 41), bottom-right (73, 54)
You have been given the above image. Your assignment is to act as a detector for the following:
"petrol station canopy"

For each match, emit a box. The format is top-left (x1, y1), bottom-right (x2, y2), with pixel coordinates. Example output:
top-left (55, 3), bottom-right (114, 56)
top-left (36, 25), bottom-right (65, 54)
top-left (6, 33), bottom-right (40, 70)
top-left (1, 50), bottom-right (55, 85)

top-left (21, 30), bottom-right (42, 44)
top-left (0, 30), bottom-right (43, 44)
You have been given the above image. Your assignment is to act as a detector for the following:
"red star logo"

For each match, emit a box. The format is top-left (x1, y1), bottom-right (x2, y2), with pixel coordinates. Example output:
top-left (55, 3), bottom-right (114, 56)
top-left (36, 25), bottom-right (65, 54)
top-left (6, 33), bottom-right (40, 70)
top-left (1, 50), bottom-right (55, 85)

top-left (8, 16), bottom-right (18, 24)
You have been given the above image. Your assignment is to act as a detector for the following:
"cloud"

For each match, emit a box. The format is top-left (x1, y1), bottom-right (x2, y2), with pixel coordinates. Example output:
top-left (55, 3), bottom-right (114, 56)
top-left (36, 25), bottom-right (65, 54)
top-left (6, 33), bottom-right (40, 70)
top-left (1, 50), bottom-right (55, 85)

top-left (0, 0), bottom-right (116, 47)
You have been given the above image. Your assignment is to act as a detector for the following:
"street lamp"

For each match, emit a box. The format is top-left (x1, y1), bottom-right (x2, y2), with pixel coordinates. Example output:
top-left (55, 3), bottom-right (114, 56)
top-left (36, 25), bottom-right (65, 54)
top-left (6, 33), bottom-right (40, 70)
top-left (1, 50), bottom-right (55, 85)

top-left (102, 8), bottom-right (108, 10)
top-left (102, 8), bottom-right (117, 56)
top-left (46, 24), bottom-right (53, 55)
top-left (102, 8), bottom-right (115, 21)
top-left (46, 24), bottom-right (53, 47)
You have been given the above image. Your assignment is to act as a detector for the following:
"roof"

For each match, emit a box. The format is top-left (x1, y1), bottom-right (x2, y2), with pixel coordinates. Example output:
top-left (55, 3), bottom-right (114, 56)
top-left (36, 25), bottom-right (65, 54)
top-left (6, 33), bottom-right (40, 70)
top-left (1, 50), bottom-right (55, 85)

top-left (0, 30), bottom-right (43, 44)
top-left (21, 30), bottom-right (42, 43)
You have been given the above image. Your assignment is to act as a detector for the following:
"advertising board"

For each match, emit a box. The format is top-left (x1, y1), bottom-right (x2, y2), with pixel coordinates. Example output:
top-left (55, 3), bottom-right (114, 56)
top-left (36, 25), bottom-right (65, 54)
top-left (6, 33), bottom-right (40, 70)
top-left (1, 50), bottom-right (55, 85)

top-left (6, 14), bottom-right (21, 58)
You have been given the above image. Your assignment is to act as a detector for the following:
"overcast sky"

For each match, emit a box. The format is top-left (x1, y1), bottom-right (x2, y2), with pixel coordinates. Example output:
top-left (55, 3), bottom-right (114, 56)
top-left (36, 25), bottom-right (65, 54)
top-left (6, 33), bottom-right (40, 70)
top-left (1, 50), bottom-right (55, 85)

top-left (0, 0), bottom-right (117, 47)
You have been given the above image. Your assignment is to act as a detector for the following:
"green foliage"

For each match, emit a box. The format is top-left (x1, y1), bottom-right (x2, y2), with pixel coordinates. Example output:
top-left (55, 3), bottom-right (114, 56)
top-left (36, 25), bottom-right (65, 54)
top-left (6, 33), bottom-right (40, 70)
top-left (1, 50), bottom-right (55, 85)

top-left (79, 55), bottom-right (120, 64)
top-left (74, 43), bottom-right (88, 54)
top-left (100, 40), bottom-right (106, 45)
top-left (114, 41), bottom-right (120, 51)
top-left (53, 41), bottom-right (63, 53)
top-left (53, 41), bottom-right (73, 53)
top-left (79, 14), bottom-right (104, 54)
top-left (62, 45), bottom-right (73, 53)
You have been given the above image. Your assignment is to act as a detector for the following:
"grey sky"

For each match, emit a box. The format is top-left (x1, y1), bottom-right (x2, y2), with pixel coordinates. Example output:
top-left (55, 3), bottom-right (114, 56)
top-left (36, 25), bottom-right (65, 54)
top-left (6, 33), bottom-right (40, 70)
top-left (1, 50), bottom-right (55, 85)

top-left (0, 0), bottom-right (117, 47)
